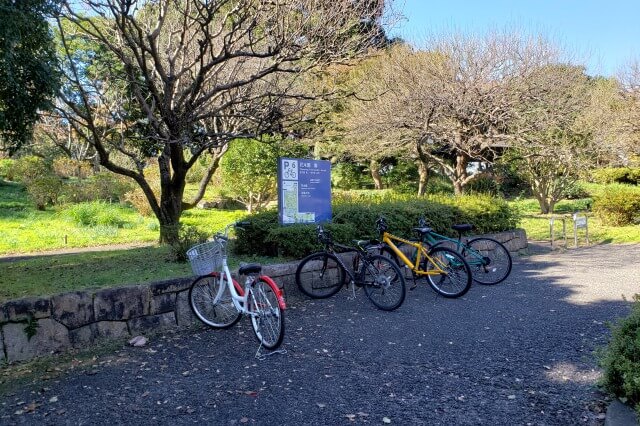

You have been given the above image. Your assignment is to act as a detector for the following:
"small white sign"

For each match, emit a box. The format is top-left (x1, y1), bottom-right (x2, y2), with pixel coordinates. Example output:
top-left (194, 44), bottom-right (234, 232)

top-left (574, 216), bottom-right (587, 228)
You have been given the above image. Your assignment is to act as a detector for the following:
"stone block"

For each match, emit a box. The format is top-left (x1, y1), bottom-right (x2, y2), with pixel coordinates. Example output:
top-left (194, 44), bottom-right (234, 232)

top-left (263, 262), bottom-right (297, 278)
top-left (69, 323), bottom-right (98, 348)
top-left (150, 293), bottom-right (176, 315)
top-left (128, 312), bottom-right (176, 333)
top-left (0, 304), bottom-right (7, 323)
top-left (3, 297), bottom-right (51, 321)
top-left (149, 277), bottom-right (192, 295)
top-left (3, 319), bottom-right (70, 363)
top-left (175, 290), bottom-right (198, 327)
top-left (94, 321), bottom-right (129, 339)
top-left (0, 337), bottom-right (5, 363)
top-left (51, 291), bottom-right (95, 329)
top-left (94, 286), bottom-right (150, 321)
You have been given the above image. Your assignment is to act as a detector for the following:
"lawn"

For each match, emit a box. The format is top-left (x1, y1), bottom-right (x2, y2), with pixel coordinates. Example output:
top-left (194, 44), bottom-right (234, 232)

top-left (0, 181), bottom-right (246, 254)
top-left (0, 246), bottom-right (286, 302)
top-left (508, 197), bottom-right (640, 244)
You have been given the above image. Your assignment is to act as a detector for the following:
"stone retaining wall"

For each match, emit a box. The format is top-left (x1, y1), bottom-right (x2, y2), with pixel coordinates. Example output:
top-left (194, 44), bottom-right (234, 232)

top-left (0, 229), bottom-right (527, 364)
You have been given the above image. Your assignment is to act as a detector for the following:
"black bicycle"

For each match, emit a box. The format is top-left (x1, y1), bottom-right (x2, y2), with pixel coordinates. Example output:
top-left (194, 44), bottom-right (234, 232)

top-left (295, 225), bottom-right (407, 311)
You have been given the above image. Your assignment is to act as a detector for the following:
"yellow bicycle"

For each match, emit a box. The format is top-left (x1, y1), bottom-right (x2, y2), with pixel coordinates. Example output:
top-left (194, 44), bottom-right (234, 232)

top-left (372, 217), bottom-right (472, 298)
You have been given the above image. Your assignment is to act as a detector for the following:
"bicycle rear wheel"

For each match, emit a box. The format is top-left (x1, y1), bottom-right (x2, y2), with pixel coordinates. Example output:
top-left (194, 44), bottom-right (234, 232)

top-left (424, 246), bottom-right (472, 298)
top-left (465, 237), bottom-right (512, 285)
top-left (189, 274), bottom-right (241, 328)
top-left (295, 252), bottom-right (345, 299)
top-left (361, 254), bottom-right (406, 311)
top-left (248, 278), bottom-right (285, 350)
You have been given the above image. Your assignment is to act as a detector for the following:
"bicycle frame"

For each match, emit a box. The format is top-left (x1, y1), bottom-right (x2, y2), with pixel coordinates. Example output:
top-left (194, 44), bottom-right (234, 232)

top-left (208, 239), bottom-right (286, 314)
top-left (380, 231), bottom-right (446, 276)
top-left (420, 230), bottom-right (487, 267)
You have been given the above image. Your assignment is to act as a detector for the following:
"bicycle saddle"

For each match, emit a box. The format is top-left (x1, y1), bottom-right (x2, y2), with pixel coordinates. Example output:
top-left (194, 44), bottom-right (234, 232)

top-left (413, 226), bottom-right (432, 235)
top-left (451, 224), bottom-right (473, 233)
top-left (239, 263), bottom-right (262, 275)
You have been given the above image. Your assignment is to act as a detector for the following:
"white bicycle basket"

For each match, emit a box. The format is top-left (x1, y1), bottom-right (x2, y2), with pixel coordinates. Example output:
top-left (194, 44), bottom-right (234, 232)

top-left (187, 240), bottom-right (225, 276)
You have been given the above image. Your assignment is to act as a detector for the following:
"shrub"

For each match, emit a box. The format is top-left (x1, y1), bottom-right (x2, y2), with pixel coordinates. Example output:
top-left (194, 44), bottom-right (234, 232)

top-left (598, 294), bottom-right (640, 414)
top-left (466, 176), bottom-right (501, 196)
top-left (26, 175), bottom-right (63, 210)
top-left (88, 173), bottom-right (134, 202)
top-left (0, 159), bottom-right (15, 179)
top-left (53, 158), bottom-right (93, 179)
top-left (7, 156), bottom-right (50, 183)
top-left (233, 194), bottom-right (521, 258)
top-left (591, 168), bottom-right (640, 185)
top-left (592, 185), bottom-right (640, 226)
top-left (124, 166), bottom-right (160, 216)
top-left (331, 162), bottom-right (372, 190)
top-left (561, 182), bottom-right (591, 200)
top-left (65, 201), bottom-right (129, 228)
top-left (168, 225), bottom-right (209, 262)
top-left (60, 173), bottom-right (134, 204)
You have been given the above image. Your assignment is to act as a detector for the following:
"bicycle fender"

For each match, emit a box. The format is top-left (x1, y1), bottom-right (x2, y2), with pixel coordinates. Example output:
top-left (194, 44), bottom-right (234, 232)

top-left (259, 275), bottom-right (287, 309)
top-left (209, 271), bottom-right (244, 296)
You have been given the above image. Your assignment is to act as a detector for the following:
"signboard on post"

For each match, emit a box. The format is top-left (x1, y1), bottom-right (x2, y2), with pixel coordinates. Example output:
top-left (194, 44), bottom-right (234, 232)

top-left (278, 158), bottom-right (331, 225)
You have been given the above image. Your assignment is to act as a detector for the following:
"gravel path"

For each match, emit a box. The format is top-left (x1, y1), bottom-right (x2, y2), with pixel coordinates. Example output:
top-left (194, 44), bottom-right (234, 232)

top-left (1, 244), bottom-right (639, 425)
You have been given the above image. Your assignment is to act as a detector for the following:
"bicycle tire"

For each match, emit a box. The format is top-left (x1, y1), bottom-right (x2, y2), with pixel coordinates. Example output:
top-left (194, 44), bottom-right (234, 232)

top-left (424, 246), bottom-right (472, 298)
top-left (295, 252), bottom-right (346, 299)
top-left (465, 237), bottom-right (512, 285)
top-left (189, 274), bottom-right (242, 328)
top-left (361, 254), bottom-right (406, 311)
top-left (248, 278), bottom-right (285, 350)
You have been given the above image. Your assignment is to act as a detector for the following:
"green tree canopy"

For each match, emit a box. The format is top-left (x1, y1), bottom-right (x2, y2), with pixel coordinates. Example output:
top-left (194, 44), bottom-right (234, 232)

top-left (0, 0), bottom-right (60, 154)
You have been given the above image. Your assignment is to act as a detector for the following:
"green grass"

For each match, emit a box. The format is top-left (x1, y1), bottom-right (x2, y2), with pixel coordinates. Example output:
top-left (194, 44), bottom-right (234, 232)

top-left (0, 181), bottom-right (288, 302)
top-left (509, 197), bottom-right (640, 244)
top-left (0, 181), bottom-right (247, 255)
top-left (0, 245), bottom-right (290, 303)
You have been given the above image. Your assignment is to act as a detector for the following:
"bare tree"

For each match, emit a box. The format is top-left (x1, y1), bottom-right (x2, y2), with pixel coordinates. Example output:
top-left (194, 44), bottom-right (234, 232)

top-left (507, 64), bottom-right (599, 213)
top-left (618, 59), bottom-right (640, 158)
top-left (342, 31), bottom-right (561, 196)
top-left (54, 0), bottom-right (393, 243)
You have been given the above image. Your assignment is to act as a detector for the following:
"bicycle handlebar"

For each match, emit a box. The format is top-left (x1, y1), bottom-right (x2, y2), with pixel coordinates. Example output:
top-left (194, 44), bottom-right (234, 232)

top-left (375, 216), bottom-right (388, 233)
top-left (214, 221), bottom-right (252, 240)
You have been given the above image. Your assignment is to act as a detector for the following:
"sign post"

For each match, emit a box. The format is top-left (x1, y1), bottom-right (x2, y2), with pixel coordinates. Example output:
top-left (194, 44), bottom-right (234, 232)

top-left (278, 158), bottom-right (331, 225)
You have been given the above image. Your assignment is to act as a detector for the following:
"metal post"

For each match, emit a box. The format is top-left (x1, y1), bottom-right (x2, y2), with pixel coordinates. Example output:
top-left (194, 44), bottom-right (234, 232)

top-left (549, 217), bottom-right (555, 247)
top-left (585, 216), bottom-right (589, 245)
top-left (562, 218), bottom-right (567, 247)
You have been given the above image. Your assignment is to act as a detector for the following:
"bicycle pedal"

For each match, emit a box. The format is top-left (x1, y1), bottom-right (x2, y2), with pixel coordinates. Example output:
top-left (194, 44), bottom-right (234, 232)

top-left (409, 284), bottom-right (418, 291)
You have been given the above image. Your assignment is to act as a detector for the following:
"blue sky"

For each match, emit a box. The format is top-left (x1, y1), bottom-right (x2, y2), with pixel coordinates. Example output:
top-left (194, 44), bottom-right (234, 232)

top-left (390, 0), bottom-right (640, 77)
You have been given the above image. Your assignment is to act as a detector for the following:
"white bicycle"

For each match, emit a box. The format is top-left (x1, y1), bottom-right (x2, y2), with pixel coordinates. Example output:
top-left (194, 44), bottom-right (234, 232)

top-left (187, 222), bottom-right (286, 350)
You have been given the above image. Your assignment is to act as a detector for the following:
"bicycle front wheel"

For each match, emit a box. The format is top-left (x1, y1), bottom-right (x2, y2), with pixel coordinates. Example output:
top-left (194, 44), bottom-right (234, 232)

top-left (361, 254), bottom-right (406, 311)
top-left (424, 247), bottom-right (472, 298)
top-left (465, 237), bottom-right (512, 285)
top-left (295, 252), bottom-right (346, 299)
top-left (189, 274), bottom-right (241, 328)
top-left (248, 278), bottom-right (285, 350)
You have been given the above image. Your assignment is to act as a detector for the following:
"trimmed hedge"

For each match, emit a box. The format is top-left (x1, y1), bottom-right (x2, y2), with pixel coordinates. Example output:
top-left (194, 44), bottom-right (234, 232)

top-left (592, 185), bottom-right (640, 226)
top-left (233, 194), bottom-right (520, 258)
top-left (591, 168), bottom-right (640, 185)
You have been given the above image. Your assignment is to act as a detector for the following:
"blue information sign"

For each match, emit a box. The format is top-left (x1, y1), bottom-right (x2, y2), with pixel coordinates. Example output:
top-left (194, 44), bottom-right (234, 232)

top-left (278, 158), bottom-right (332, 224)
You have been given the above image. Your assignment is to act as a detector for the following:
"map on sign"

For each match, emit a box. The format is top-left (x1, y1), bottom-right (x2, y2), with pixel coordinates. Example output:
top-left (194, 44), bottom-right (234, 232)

top-left (278, 158), bottom-right (331, 225)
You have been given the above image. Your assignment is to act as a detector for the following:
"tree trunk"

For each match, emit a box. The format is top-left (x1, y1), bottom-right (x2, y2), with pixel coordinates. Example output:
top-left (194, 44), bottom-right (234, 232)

top-left (370, 159), bottom-right (383, 190)
top-left (454, 152), bottom-right (468, 196)
top-left (156, 146), bottom-right (187, 245)
top-left (417, 159), bottom-right (429, 196)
